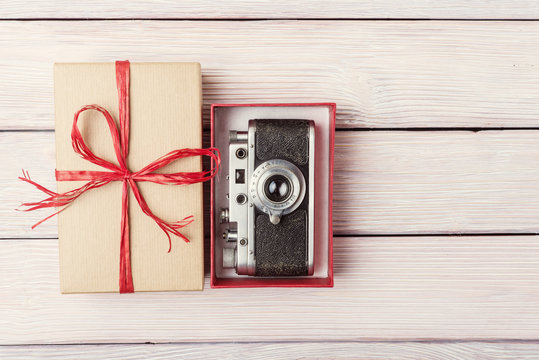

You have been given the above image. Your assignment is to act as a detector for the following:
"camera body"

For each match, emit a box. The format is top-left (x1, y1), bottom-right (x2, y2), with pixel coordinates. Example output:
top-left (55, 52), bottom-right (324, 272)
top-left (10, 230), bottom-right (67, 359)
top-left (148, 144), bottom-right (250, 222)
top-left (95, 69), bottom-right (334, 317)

top-left (221, 119), bottom-right (315, 276)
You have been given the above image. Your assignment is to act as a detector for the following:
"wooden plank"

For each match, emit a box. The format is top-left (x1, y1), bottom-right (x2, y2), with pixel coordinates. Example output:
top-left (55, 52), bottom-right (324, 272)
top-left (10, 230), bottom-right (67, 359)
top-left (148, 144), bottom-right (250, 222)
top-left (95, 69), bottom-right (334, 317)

top-left (1, 236), bottom-right (539, 344)
top-left (3, 342), bottom-right (539, 359)
top-left (2, 21), bottom-right (539, 130)
top-left (4, 130), bottom-right (539, 238)
top-left (2, 1), bottom-right (539, 19)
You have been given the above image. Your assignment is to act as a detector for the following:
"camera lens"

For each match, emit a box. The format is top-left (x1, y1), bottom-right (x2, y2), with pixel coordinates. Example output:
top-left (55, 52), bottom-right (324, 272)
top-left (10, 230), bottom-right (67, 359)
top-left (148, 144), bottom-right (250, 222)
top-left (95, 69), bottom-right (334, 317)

top-left (264, 175), bottom-right (292, 203)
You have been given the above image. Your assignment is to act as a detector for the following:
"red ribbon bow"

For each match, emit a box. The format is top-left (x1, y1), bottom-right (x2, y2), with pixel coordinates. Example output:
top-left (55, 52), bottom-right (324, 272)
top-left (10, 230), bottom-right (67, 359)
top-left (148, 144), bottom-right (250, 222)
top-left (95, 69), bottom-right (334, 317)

top-left (19, 60), bottom-right (220, 293)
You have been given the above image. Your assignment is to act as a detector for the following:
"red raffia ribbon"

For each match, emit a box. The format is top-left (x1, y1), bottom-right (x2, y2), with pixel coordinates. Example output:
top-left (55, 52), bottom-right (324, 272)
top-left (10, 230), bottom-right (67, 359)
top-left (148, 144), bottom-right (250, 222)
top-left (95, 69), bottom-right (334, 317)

top-left (18, 60), bottom-right (220, 293)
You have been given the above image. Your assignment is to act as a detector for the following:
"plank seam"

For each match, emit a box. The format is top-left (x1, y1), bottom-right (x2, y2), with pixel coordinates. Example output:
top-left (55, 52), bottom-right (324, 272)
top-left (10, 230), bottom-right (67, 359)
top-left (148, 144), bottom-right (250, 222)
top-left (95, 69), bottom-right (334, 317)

top-left (338, 127), bottom-right (539, 132)
top-left (3, 339), bottom-right (539, 347)
top-left (333, 233), bottom-right (539, 237)
top-left (5, 128), bottom-right (539, 133)
top-left (4, 233), bottom-right (539, 241)
top-left (2, 18), bottom-right (539, 21)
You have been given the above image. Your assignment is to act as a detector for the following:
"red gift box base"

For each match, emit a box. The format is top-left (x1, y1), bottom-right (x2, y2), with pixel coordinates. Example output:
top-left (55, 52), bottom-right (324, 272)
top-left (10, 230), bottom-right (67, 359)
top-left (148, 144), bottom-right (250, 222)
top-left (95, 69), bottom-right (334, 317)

top-left (210, 103), bottom-right (335, 288)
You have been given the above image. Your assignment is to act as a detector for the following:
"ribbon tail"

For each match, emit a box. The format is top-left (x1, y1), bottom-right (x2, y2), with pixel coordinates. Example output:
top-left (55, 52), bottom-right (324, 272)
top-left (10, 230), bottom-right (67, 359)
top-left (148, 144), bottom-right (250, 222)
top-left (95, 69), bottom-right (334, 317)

top-left (19, 169), bottom-right (58, 197)
top-left (119, 179), bottom-right (134, 293)
top-left (31, 208), bottom-right (65, 229)
top-left (18, 170), bottom-right (112, 228)
top-left (127, 178), bottom-right (191, 251)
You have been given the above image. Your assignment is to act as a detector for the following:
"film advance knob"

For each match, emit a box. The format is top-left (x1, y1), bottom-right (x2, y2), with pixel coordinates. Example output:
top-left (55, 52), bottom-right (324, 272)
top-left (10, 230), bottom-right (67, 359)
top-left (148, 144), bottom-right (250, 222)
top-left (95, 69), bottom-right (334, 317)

top-left (223, 229), bottom-right (238, 242)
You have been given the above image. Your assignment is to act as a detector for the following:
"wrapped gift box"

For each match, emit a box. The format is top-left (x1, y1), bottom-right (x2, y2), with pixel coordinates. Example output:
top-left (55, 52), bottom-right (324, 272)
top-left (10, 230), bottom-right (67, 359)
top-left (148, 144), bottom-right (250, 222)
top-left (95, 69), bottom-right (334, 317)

top-left (54, 62), bottom-right (205, 293)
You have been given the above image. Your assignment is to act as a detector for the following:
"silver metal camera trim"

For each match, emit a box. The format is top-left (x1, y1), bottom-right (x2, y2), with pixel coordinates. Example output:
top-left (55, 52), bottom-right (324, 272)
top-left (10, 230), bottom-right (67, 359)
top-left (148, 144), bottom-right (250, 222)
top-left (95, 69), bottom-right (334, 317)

top-left (250, 159), bottom-right (306, 225)
top-left (225, 135), bottom-right (253, 275)
top-left (307, 122), bottom-right (315, 276)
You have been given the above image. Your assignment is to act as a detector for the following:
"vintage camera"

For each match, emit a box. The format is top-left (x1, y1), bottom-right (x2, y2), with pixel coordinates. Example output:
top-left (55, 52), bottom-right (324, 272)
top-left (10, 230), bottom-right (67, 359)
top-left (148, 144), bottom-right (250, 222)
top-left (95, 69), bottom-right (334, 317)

top-left (220, 119), bottom-right (315, 276)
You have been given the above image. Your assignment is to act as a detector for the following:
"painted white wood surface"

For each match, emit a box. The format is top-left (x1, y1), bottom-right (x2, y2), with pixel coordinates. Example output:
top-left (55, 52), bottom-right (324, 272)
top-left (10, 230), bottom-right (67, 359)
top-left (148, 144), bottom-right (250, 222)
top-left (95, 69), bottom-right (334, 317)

top-left (3, 342), bottom-right (539, 360)
top-left (2, 4), bottom-right (539, 357)
top-left (2, 236), bottom-right (539, 344)
top-left (5, 131), bottom-right (539, 238)
top-left (2, 1), bottom-right (539, 19)
top-left (2, 21), bottom-right (539, 130)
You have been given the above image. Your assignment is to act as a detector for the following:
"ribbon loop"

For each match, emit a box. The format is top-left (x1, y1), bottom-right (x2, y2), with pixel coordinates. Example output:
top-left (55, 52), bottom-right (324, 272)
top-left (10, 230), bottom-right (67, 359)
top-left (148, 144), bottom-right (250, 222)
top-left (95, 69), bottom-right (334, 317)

top-left (71, 104), bottom-right (127, 173)
top-left (18, 60), bottom-right (220, 293)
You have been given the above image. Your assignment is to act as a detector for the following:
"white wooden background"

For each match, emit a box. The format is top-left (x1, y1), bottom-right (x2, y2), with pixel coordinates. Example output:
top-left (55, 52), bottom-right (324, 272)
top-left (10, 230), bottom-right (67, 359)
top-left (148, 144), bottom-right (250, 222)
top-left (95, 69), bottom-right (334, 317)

top-left (2, 2), bottom-right (539, 359)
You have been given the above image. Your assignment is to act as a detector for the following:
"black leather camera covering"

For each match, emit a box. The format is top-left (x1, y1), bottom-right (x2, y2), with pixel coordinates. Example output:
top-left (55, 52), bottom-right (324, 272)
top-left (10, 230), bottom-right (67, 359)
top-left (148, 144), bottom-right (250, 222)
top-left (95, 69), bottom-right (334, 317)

top-left (255, 210), bottom-right (307, 276)
top-left (255, 120), bottom-right (309, 166)
top-left (253, 119), bottom-right (310, 276)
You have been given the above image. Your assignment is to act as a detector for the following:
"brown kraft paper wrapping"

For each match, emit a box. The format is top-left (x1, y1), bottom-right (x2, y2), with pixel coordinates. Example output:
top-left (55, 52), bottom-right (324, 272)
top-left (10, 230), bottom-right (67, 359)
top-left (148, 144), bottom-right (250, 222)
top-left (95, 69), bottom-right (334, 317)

top-left (54, 62), bottom-right (204, 293)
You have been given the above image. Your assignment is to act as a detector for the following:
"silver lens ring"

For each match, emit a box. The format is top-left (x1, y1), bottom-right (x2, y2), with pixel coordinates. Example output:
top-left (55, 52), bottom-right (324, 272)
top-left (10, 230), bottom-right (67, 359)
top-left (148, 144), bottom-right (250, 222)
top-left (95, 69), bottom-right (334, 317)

top-left (250, 159), bottom-right (306, 215)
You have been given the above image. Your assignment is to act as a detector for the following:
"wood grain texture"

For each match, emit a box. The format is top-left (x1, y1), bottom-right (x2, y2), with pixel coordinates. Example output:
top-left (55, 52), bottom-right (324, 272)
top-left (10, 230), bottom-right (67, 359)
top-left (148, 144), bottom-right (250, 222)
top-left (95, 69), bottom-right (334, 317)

top-left (2, 21), bottom-right (539, 130)
top-left (3, 342), bottom-right (539, 359)
top-left (2, 8), bottom-right (539, 355)
top-left (2, 1), bottom-right (539, 19)
top-left (5, 130), bottom-right (539, 238)
top-left (1, 236), bottom-right (539, 344)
